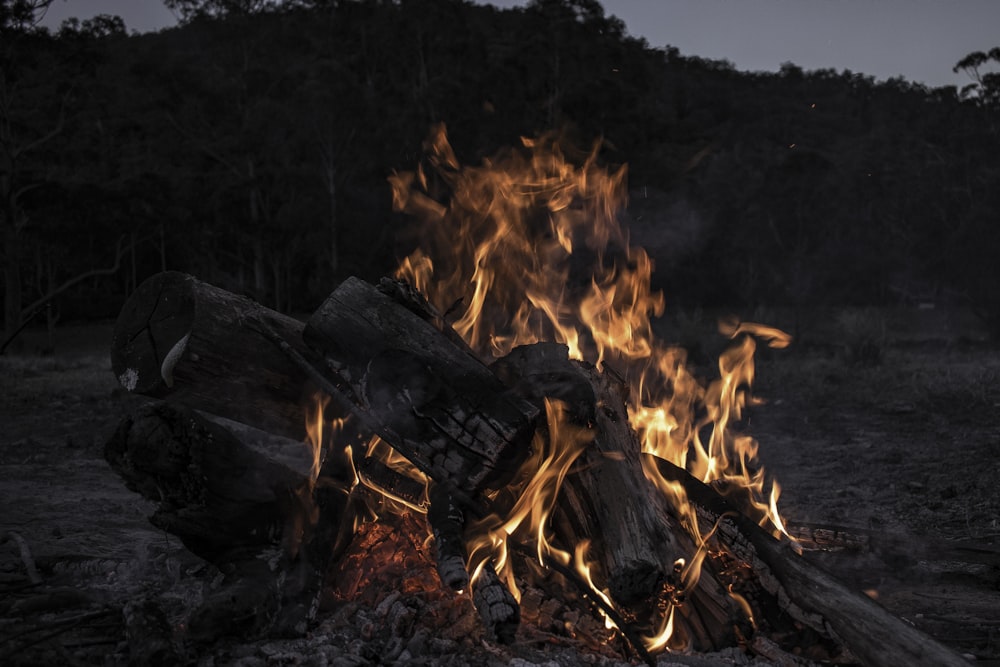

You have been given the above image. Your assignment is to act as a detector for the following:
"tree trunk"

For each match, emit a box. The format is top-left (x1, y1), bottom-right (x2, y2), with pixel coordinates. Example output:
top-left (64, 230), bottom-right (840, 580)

top-left (2, 224), bottom-right (22, 342)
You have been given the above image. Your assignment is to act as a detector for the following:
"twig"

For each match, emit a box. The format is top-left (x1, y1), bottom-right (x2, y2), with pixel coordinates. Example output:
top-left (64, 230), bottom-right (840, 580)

top-left (1, 531), bottom-right (41, 584)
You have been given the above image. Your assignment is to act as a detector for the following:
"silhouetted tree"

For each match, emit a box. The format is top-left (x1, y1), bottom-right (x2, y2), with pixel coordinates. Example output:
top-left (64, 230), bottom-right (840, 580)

top-left (953, 48), bottom-right (1000, 105)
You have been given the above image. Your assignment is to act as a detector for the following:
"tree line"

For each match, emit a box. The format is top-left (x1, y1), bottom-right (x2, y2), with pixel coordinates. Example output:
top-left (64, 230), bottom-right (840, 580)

top-left (2, 0), bottom-right (999, 346)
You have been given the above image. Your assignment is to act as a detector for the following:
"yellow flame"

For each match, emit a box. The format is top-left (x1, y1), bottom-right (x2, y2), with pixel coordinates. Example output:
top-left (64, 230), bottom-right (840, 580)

top-left (388, 126), bottom-right (795, 652)
top-left (645, 605), bottom-right (675, 653)
top-left (465, 398), bottom-right (593, 602)
top-left (573, 540), bottom-right (616, 630)
top-left (305, 394), bottom-right (331, 483)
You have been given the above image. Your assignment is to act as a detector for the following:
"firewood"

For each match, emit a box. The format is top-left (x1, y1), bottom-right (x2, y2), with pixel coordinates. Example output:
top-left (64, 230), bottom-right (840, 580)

top-left (302, 276), bottom-right (539, 495)
top-left (471, 561), bottom-right (519, 644)
top-left (356, 456), bottom-right (427, 509)
top-left (427, 484), bottom-right (470, 591)
top-left (110, 271), bottom-right (315, 439)
top-left (104, 403), bottom-right (350, 641)
top-left (123, 598), bottom-right (182, 666)
top-left (646, 455), bottom-right (972, 667)
top-left (491, 343), bottom-right (740, 650)
top-left (104, 402), bottom-right (312, 564)
top-left (1, 532), bottom-right (41, 585)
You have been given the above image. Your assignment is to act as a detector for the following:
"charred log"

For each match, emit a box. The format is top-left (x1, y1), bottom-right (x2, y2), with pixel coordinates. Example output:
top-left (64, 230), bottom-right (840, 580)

top-left (647, 455), bottom-right (972, 667)
top-left (471, 561), bottom-right (519, 644)
top-left (104, 403), bottom-right (350, 641)
top-left (110, 271), bottom-right (315, 439)
top-left (427, 484), bottom-right (470, 592)
top-left (122, 599), bottom-right (182, 667)
top-left (302, 276), bottom-right (539, 495)
top-left (492, 343), bottom-right (740, 650)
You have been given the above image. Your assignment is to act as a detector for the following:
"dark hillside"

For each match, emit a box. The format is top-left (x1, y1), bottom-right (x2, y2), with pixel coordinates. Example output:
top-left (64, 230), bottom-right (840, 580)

top-left (2, 0), bottom-right (998, 342)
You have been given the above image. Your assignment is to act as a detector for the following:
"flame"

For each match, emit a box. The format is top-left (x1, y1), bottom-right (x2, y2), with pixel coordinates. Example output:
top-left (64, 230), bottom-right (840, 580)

top-left (465, 398), bottom-right (594, 603)
top-left (388, 125), bottom-right (794, 651)
top-left (305, 394), bottom-right (331, 484)
top-left (359, 436), bottom-right (430, 514)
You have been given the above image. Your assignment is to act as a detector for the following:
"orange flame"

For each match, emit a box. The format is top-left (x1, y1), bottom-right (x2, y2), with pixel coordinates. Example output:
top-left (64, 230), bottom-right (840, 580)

top-left (390, 125), bottom-right (794, 651)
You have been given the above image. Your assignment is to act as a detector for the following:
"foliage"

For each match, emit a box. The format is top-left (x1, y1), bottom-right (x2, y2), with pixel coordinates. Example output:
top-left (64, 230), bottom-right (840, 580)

top-left (1, 0), bottom-right (999, 339)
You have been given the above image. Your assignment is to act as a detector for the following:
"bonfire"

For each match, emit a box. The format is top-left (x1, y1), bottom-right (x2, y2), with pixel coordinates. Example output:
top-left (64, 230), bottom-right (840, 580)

top-left (103, 126), bottom-right (968, 667)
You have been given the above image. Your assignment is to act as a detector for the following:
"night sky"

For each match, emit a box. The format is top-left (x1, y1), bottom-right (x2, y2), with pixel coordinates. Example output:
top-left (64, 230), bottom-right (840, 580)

top-left (40, 0), bottom-right (1000, 89)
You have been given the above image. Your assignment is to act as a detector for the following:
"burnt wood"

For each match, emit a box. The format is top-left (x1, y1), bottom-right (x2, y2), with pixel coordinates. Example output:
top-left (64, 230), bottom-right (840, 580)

top-left (302, 276), bottom-right (539, 495)
top-left (491, 343), bottom-right (740, 651)
top-left (647, 455), bottom-right (972, 667)
top-left (110, 271), bottom-right (314, 439)
top-left (427, 484), bottom-right (470, 591)
top-left (105, 403), bottom-right (350, 641)
top-left (471, 561), bottom-right (519, 644)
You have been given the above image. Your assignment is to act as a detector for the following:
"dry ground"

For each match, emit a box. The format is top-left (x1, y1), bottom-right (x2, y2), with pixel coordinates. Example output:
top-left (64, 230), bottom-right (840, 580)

top-left (1, 314), bottom-right (998, 665)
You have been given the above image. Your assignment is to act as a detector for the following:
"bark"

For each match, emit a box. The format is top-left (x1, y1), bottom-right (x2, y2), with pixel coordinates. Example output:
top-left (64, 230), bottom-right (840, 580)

top-left (110, 271), bottom-right (314, 439)
top-left (302, 276), bottom-right (539, 495)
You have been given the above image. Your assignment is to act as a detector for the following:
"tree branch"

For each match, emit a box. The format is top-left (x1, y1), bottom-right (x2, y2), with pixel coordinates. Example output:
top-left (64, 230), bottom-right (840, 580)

top-left (18, 236), bottom-right (129, 316)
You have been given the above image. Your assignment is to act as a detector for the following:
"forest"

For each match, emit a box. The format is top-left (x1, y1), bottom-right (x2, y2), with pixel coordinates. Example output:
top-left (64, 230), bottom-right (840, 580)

top-left (2, 0), bottom-right (999, 346)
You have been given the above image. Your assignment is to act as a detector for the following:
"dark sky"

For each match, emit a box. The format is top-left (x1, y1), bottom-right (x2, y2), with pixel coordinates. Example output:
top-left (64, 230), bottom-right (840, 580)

top-left (40, 0), bottom-right (1000, 89)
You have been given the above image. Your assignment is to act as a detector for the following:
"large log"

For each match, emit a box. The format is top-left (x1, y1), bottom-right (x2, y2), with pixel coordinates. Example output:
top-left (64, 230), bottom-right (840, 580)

top-left (110, 271), bottom-right (314, 439)
top-left (647, 456), bottom-right (972, 667)
top-left (303, 277), bottom-right (539, 495)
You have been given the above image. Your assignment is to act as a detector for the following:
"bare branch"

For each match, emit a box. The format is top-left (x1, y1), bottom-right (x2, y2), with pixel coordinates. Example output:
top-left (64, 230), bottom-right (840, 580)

top-left (18, 236), bottom-right (129, 317)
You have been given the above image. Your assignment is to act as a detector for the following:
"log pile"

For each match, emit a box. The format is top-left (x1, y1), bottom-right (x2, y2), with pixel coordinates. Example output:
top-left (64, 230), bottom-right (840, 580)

top-left (106, 271), bottom-right (971, 667)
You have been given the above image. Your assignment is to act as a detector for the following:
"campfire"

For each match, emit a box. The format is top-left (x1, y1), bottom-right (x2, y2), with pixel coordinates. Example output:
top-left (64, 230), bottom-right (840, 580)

top-left (106, 127), bottom-right (969, 666)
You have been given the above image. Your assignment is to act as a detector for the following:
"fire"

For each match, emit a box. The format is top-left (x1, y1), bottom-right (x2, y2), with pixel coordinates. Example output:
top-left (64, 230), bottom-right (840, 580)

top-left (389, 125), bottom-right (793, 650)
top-left (465, 398), bottom-right (595, 602)
top-left (310, 125), bottom-right (792, 653)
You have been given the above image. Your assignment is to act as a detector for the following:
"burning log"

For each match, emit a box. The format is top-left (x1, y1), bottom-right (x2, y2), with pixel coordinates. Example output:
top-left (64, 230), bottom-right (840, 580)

top-left (647, 456), bottom-right (972, 667)
top-left (110, 271), bottom-right (314, 439)
top-left (492, 343), bottom-right (741, 651)
top-left (426, 484), bottom-right (470, 592)
top-left (302, 276), bottom-right (539, 496)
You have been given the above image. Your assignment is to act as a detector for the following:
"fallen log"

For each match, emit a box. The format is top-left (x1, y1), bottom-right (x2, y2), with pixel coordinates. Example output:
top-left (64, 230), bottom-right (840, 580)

top-left (646, 455), bottom-right (972, 667)
top-left (110, 271), bottom-right (314, 439)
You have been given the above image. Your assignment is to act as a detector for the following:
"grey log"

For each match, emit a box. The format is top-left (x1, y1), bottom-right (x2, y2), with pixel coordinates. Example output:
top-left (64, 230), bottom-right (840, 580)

top-left (110, 271), bottom-right (314, 439)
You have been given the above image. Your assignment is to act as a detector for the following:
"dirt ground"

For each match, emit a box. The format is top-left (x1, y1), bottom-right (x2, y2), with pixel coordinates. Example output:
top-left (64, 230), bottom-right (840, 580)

top-left (1, 314), bottom-right (998, 665)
